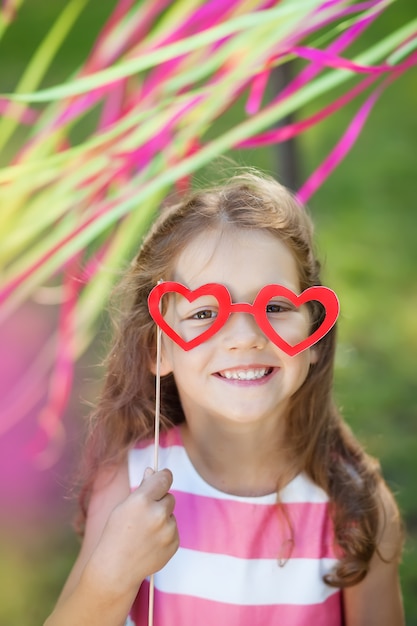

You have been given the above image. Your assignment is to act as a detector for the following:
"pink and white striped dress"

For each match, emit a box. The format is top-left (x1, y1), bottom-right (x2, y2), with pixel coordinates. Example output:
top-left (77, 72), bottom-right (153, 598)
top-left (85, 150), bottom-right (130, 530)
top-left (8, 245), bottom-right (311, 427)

top-left (127, 426), bottom-right (342, 625)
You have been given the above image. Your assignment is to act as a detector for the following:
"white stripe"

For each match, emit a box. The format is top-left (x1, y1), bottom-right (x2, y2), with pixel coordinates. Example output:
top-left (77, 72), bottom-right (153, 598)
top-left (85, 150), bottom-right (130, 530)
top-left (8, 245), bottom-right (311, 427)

top-left (129, 443), bottom-right (329, 504)
top-left (128, 445), bottom-right (154, 488)
top-left (155, 547), bottom-right (339, 605)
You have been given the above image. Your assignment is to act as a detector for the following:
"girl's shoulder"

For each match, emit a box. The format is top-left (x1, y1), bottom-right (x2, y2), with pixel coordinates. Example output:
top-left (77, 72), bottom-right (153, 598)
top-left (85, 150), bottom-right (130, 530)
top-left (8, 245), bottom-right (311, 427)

top-left (88, 456), bottom-right (131, 522)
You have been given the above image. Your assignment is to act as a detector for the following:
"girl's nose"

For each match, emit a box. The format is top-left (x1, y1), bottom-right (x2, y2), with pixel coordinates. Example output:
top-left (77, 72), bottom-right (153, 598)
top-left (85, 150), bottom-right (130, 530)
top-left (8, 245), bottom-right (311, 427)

top-left (221, 312), bottom-right (267, 350)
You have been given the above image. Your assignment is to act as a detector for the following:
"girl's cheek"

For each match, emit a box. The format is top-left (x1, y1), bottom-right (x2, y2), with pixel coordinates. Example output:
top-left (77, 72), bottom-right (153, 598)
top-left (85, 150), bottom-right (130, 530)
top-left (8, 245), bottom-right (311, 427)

top-left (269, 316), bottom-right (311, 344)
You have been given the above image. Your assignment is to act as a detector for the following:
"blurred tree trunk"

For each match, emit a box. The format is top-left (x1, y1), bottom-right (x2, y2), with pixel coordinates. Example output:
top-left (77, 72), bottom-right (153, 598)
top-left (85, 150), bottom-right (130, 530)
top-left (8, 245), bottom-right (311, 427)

top-left (271, 62), bottom-right (300, 191)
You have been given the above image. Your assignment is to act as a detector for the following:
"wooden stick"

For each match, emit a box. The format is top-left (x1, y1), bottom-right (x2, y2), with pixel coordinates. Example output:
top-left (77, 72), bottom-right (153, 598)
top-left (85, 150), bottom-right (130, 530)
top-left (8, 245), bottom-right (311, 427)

top-left (148, 299), bottom-right (163, 626)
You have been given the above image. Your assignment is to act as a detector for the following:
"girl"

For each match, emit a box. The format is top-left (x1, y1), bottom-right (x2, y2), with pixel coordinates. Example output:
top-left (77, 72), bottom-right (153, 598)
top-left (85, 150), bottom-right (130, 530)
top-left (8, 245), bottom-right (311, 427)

top-left (45, 171), bottom-right (404, 626)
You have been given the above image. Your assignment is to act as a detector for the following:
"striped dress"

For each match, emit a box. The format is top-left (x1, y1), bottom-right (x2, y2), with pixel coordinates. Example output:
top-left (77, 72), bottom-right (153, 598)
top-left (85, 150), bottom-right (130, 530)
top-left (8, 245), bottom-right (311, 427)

top-left (127, 426), bottom-right (342, 625)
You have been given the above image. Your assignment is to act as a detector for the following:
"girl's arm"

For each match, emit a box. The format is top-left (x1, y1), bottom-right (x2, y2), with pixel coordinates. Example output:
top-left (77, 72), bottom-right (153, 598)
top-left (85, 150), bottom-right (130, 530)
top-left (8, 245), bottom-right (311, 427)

top-left (343, 482), bottom-right (404, 626)
top-left (44, 460), bottom-right (178, 626)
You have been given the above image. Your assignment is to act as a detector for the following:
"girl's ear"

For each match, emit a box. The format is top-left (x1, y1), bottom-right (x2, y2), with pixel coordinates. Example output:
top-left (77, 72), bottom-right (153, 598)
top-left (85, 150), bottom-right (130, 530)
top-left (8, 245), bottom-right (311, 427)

top-left (309, 345), bottom-right (319, 365)
top-left (149, 340), bottom-right (173, 376)
top-left (151, 358), bottom-right (173, 377)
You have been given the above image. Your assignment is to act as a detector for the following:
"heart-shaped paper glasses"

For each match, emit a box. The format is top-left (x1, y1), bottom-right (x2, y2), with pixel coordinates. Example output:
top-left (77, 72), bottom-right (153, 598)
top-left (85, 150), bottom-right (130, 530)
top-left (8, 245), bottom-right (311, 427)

top-left (148, 281), bottom-right (339, 356)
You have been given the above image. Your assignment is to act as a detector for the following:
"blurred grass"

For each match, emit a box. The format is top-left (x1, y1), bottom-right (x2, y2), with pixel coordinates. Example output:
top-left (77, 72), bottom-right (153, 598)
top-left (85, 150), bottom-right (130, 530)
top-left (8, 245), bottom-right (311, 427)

top-left (0, 1), bottom-right (416, 624)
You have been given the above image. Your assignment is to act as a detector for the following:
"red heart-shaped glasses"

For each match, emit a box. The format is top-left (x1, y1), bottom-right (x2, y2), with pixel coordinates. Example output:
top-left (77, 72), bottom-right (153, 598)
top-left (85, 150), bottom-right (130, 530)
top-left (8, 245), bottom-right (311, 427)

top-left (148, 281), bottom-right (339, 356)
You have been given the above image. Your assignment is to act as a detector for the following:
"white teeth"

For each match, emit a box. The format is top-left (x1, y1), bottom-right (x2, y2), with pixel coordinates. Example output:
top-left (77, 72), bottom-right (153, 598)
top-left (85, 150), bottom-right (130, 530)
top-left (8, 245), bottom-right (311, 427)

top-left (221, 368), bottom-right (269, 381)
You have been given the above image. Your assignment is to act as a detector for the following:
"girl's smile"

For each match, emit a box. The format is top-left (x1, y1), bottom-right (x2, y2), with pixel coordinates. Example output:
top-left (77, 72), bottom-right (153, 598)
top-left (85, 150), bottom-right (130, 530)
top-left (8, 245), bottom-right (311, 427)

top-left (215, 365), bottom-right (275, 383)
top-left (159, 227), bottom-right (317, 429)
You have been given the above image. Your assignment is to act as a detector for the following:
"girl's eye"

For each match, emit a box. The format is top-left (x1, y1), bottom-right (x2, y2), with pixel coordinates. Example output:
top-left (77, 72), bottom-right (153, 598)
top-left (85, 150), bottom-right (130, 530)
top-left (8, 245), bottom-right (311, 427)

top-left (266, 302), bottom-right (291, 314)
top-left (192, 309), bottom-right (218, 320)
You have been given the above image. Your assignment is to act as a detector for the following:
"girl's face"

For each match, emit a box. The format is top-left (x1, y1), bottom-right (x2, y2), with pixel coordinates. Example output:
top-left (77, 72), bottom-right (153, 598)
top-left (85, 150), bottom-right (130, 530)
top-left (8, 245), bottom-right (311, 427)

top-left (158, 228), bottom-right (317, 431)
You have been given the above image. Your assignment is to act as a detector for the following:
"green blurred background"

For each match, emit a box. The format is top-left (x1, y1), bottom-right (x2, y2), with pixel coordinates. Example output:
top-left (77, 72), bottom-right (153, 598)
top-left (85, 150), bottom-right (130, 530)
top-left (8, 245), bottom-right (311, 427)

top-left (0, 1), bottom-right (416, 624)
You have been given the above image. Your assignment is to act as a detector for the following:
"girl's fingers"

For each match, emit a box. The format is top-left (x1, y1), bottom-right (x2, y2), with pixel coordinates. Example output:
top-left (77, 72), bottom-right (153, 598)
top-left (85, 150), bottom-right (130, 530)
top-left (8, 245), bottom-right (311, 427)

top-left (137, 467), bottom-right (174, 502)
top-left (163, 492), bottom-right (176, 517)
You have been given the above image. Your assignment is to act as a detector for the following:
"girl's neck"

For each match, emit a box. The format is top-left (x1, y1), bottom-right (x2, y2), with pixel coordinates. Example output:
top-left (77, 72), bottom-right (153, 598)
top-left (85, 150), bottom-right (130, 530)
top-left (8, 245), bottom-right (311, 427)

top-left (179, 420), bottom-right (297, 498)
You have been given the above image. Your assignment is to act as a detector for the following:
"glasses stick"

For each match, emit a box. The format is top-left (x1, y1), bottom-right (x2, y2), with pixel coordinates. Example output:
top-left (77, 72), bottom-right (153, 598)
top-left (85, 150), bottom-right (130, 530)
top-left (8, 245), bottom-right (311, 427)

top-left (148, 293), bottom-right (163, 626)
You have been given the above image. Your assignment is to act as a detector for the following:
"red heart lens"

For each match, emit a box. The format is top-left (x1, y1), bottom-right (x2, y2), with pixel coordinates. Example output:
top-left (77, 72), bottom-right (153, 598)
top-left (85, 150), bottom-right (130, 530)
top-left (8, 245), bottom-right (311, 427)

top-left (148, 281), bottom-right (339, 355)
top-left (148, 282), bottom-right (232, 351)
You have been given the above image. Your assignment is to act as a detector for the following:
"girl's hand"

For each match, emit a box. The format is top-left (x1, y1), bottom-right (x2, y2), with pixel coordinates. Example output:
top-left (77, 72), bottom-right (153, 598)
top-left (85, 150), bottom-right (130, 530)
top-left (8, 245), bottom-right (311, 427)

top-left (86, 467), bottom-right (179, 598)
top-left (44, 465), bottom-right (178, 625)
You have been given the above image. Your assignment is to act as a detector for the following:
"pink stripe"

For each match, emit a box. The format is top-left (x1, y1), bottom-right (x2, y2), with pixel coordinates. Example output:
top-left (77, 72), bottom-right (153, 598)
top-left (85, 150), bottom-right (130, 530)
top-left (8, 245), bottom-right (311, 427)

top-left (172, 490), bottom-right (337, 559)
top-left (131, 581), bottom-right (342, 626)
top-left (238, 74), bottom-right (377, 148)
top-left (272, 7), bottom-right (382, 106)
top-left (293, 45), bottom-right (391, 74)
top-left (297, 84), bottom-right (383, 203)
top-left (245, 68), bottom-right (270, 115)
top-left (85, 0), bottom-right (171, 70)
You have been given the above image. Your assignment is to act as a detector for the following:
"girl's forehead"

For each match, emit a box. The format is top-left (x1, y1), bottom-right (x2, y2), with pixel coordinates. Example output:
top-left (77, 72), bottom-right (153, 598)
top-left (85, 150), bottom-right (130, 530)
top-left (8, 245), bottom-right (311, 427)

top-left (172, 228), bottom-right (301, 296)
top-left (173, 228), bottom-right (234, 276)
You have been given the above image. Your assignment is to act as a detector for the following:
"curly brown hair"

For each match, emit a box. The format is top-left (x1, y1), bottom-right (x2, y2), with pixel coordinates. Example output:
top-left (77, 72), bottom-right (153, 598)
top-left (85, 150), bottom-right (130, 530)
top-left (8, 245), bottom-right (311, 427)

top-left (77, 170), bottom-right (393, 587)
